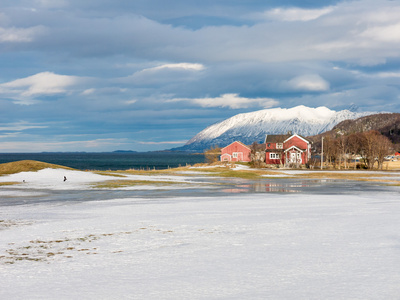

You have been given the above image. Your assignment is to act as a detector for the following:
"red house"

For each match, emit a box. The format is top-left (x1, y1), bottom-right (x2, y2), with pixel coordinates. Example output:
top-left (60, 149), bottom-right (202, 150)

top-left (220, 141), bottom-right (251, 162)
top-left (265, 134), bottom-right (312, 166)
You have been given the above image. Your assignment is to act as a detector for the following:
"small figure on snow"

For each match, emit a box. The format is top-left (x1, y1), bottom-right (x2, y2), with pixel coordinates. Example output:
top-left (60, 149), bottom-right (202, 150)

top-left (64, 176), bottom-right (67, 182)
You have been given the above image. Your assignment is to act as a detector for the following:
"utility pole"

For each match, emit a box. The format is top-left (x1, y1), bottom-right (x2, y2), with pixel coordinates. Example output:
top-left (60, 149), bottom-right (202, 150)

top-left (321, 137), bottom-right (324, 170)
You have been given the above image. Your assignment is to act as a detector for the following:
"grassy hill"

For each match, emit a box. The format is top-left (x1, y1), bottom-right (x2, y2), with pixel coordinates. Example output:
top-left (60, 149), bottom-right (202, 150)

top-left (0, 160), bottom-right (73, 175)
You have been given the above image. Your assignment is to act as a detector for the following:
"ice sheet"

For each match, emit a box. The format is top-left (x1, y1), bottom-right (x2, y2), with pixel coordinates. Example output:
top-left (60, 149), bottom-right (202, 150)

top-left (1, 191), bottom-right (400, 299)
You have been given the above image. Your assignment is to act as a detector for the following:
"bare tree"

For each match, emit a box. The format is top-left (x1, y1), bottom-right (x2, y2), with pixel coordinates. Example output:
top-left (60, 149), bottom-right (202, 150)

top-left (375, 134), bottom-right (392, 169)
top-left (204, 145), bottom-right (221, 164)
top-left (358, 130), bottom-right (393, 169)
top-left (324, 136), bottom-right (338, 168)
top-left (335, 134), bottom-right (348, 169)
top-left (347, 133), bottom-right (364, 169)
top-left (360, 131), bottom-right (379, 169)
top-left (318, 130), bottom-right (393, 170)
top-left (250, 142), bottom-right (265, 168)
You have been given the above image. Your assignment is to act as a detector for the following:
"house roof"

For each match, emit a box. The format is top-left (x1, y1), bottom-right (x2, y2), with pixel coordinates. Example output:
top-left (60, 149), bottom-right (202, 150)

top-left (284, 134), bottom-right (312, 144)
top-left (284, 145), bottom-right (305, 152)
top-left (221, 141), bottom-right (251, 151)
top-left (265, 134), bottom-right (291, 143)
top-left (251, 143), bottom-right (266, 151)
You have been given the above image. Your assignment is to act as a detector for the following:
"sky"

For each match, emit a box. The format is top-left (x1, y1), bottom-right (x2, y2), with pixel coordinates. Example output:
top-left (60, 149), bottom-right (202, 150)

top-left (1, 0), bottom-right (400, 152)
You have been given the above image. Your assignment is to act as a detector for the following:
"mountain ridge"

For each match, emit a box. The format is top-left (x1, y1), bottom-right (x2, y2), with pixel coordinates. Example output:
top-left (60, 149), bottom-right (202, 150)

top-left (315, 113), bottom-right (400, 144)
top-left (173, 105), bottom-right (377, 152)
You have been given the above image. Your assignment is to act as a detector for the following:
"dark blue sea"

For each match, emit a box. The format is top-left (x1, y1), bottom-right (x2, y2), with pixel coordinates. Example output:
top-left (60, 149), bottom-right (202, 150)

top-left (0, 152), bottom-right (205, 171)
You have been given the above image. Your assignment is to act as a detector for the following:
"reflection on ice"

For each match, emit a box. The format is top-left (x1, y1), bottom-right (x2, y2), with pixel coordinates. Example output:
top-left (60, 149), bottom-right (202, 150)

top-left (0, 168), bottom-right (398, 206)
top-left (223, 182), bottom-right (302, 193)
top-left (221, 188), bottom-right (250, 193)
top-left (222, 180), bottom-right (322, 193)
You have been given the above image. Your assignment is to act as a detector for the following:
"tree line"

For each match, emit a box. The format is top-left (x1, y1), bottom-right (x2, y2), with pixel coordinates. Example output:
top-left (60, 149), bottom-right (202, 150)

top-left (319, 130), bottom-right (393, 170)
top-left (204, 130), bottom-right (395, 170)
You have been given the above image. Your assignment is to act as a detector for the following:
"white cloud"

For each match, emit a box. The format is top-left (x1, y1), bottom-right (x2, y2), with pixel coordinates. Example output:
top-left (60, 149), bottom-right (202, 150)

top-left (288, 74), bottom-right (330, 92)
top-left (0, 121), bottom-right (47, 132)
top-left (122, 63), bottom-right (205, 85)
top-left (360, 22), bottom-right (400, 43)
top-left (0, 138), bottom-right (124, 152)
top-left (0, 26), bottom-right (45, 42)
top-left (376, 72), bottom-right (400, 78)
top-left (34, 0), bottom-right (68, 9)
top-left (133, 63), bottom-right (205, 76)
top-left (81, 88), bottom-right (96, 95)
top-left (0, 72), bottom-right (82, 104)
top-left (125, 99), bottom-right (137, 105)
top-left (149, 63), bottom-right (205, 71)
top-left (139, 140), bottom-right (187, 145)
top-left (263, 7), bottom-right (334, 22)
top-left (170, 93), bottom-right (279, 109)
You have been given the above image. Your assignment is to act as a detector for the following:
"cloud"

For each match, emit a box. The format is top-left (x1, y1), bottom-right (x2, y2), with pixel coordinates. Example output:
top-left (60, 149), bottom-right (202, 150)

top-left (0, 138), bottom-right (125, 152)
top-left (1, 0), bottom-right (400, 152)
top-left (1, 72), bottom-right (78, 96)
top-left (122, 62), bottom-right (205, 87)
top-left (125, 99), bottom-right (137, 105)
top-left (0, 121), bottom-right (47, 131)
top-left (146, 63), bottom-right (205, 71)
top-left (376, 72), bottom-right (400, 78)
top-left (0, 72), bottom-right (82, 104)
top-left (139, 140), bottom-right (187, 145)
top-left (360, 22), bottom-right (400, 43)
top-left (34, 0), bottom-right (68, 9)
top-left (262, 7), bottom-right (334, 21)
top-left (4, 1), bottom-right (398, 66)
top-left (81, 88), bottom-right (95, 95)
top-left (0, 26), bottom-right (45, 42)
top-left (287, 74), bottom-right (330, 91)
top-left (170, 93), bottom-right (279, 109)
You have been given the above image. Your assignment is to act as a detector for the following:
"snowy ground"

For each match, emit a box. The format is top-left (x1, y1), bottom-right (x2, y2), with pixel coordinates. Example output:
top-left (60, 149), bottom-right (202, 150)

top-left (1, 169), bottom-right (400, 299)
top-left (0, 168), bottom-right (208, 191)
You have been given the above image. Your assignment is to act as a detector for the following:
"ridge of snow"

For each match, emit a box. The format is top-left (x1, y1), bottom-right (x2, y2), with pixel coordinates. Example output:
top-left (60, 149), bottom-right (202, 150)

top-left (183, 105), bottom-right (376, 150)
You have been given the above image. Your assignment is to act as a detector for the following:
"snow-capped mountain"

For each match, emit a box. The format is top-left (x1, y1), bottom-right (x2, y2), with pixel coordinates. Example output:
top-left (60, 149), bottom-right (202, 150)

top-left (175, 105), bottom-right (376, 152)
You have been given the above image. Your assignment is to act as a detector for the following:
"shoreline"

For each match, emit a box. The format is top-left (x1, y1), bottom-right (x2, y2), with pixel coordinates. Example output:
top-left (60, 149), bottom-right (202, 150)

top-left (0, 161), bottom-right (399, 192)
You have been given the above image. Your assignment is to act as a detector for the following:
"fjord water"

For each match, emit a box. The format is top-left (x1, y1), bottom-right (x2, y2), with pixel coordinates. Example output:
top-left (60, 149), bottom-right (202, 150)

top-left (0, 152), bottom-right (205, 170)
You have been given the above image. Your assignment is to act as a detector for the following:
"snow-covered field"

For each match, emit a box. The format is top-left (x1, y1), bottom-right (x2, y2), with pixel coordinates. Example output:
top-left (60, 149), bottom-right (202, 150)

top-left (1, 169), bottom-right (400, 299)
top-left (0, 168), bottom-right (205, 191)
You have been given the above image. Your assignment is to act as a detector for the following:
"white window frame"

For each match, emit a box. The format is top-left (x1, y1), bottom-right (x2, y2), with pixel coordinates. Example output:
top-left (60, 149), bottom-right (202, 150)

top-left (269, 153), bottom-right (280, 159)
top-left (276, 143), bottom-right (283, 149)
top-left (232, 152), bottom-right (238, 158)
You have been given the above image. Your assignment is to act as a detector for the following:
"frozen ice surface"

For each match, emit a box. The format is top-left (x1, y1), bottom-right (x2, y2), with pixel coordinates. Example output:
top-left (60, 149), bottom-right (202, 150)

top-left (1, 168), bottom-right (400, 299)
top-left (1, 190), bottom-right (400, 299)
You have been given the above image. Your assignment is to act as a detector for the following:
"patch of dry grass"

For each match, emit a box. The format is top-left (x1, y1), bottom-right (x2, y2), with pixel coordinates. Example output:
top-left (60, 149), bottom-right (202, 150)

top-left (290, 170), bottom-right (400, 185)
top-left (0, 160), bottom-right (73, 176)
top-left (93, 171), bottom-right (128, 178)
top-left (0, 182), bottom-right (20, 186)
top-left (108, 166), bottom-right (193, 176)
top-left (385, 160), bottom-right (400, 170)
